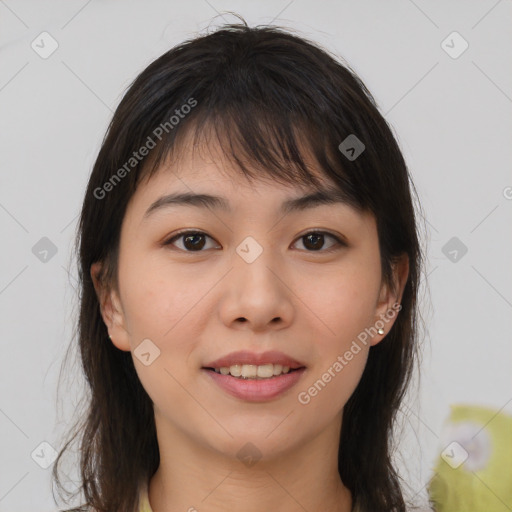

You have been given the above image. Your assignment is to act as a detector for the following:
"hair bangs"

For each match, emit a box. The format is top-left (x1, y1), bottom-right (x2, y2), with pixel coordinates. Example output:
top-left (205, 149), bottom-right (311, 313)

top-left (136, 90), bottom-right (366, 213)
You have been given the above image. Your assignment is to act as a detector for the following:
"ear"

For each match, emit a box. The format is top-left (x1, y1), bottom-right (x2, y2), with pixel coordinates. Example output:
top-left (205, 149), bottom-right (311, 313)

top-left (90, 261), bottom-right (131, 352)
top-left (369, 253), bottom-right (409, 347)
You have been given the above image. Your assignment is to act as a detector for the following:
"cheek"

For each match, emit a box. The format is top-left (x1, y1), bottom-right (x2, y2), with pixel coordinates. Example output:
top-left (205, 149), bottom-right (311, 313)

top-left (305, 262), bottom-right (381, 349)
top-left (296, 282), bottom-right (373, 420)
top-left (294, 259), bottom-right (379, 413)
top-left (118, 246), bottom-right (222, 358)
top-left (119, 251), bottom-right (207, 344)
top-left (121, 274), bottom-right (203, 415)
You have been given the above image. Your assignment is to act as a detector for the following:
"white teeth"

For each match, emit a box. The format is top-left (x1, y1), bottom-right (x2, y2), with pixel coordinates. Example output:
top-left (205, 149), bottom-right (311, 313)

top-left (229, 364), bottom-right (242, 377)
top-left (213, 363), bottom-right (294, 379)
top-left (241, 364), bottom-right (258, 378)
top-left (273, 364), bottom-right (283, 375)
top-left (257, 364), bottom-right (274, 378)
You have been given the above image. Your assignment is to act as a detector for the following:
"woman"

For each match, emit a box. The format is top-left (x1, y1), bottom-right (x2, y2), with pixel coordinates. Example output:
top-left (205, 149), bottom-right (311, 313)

top-left (53, 19), bottom-right (423, 512)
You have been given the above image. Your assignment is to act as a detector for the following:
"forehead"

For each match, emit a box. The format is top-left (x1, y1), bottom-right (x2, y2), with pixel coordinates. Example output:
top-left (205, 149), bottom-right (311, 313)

top-left (137, 136), bottom-right (339, 202)
top-left (133, 158), bottom-right (359, 225)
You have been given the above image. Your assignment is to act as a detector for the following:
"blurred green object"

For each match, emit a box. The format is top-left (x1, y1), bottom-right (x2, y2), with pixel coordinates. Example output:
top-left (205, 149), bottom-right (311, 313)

top-left (428, 404), bottom-right (512, 512)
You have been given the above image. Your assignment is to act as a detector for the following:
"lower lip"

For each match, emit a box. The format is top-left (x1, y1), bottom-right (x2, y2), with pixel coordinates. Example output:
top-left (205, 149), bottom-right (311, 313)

top-left (202, 368), bottom-right (306, 402)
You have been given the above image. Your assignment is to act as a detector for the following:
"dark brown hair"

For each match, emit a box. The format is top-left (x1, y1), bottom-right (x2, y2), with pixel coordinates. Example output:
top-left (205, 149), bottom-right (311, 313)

top-left (53, 18), bottom-right (423, 512)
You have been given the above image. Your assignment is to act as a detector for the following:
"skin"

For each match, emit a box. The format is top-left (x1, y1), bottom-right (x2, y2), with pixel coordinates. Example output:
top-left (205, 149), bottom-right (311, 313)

top-left (91, 141), bottom-right (408, 512)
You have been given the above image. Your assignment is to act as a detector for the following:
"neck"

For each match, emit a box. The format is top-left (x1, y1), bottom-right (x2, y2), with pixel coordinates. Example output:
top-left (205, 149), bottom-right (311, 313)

top-left (148, 412), bottom-right (352, 512)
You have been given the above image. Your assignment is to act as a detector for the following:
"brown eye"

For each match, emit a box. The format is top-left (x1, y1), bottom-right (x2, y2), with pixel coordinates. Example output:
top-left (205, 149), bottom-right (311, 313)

top-left (163, 231), bottom-right (218, 252)
top-left (293, 231), bottom-right (345, 252)
top-left (163, 230), bottom-right (345, 253)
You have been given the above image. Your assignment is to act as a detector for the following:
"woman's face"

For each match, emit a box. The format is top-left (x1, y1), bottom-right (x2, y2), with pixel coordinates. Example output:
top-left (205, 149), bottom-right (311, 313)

top-left (92, 144), bottom-right (406, 463)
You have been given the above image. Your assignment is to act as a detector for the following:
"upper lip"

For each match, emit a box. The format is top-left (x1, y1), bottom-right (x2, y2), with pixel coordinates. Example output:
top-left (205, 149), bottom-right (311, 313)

top-left (203, 350), bottom-right (306, 369)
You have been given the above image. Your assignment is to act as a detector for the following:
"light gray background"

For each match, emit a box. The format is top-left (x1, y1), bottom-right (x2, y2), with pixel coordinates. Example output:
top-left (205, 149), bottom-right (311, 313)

top-left (1, 1), bottom-right (511, 511)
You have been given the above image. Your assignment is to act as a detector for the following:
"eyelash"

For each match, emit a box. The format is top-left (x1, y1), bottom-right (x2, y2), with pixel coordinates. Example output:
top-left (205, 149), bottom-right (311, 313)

top-left (162, 229), bottom-right (347, 254)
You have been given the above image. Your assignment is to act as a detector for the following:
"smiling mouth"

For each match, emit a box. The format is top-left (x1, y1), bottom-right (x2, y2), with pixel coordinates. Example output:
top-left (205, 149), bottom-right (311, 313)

top-left (202, 364), bottom-right (305, 380)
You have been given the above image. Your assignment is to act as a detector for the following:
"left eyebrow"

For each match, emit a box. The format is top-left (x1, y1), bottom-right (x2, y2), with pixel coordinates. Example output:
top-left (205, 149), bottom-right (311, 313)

top-left (142, 186), bottom-right (356, 220)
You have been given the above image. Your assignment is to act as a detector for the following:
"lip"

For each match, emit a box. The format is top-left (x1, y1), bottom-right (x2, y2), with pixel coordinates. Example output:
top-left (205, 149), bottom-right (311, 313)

top-left (203, 367), bottom-right (307, 402)
top-left (203, 350), bottom-right (305, 370)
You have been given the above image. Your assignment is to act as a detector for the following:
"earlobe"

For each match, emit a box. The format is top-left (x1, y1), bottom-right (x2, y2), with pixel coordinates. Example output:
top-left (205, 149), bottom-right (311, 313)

top-left (90, 262), bottom-right (131, 352)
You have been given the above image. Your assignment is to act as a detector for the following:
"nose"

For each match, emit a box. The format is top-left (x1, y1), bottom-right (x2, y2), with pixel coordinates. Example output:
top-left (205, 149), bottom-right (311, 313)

top-left (219, 245), bottom-right (294, 333)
